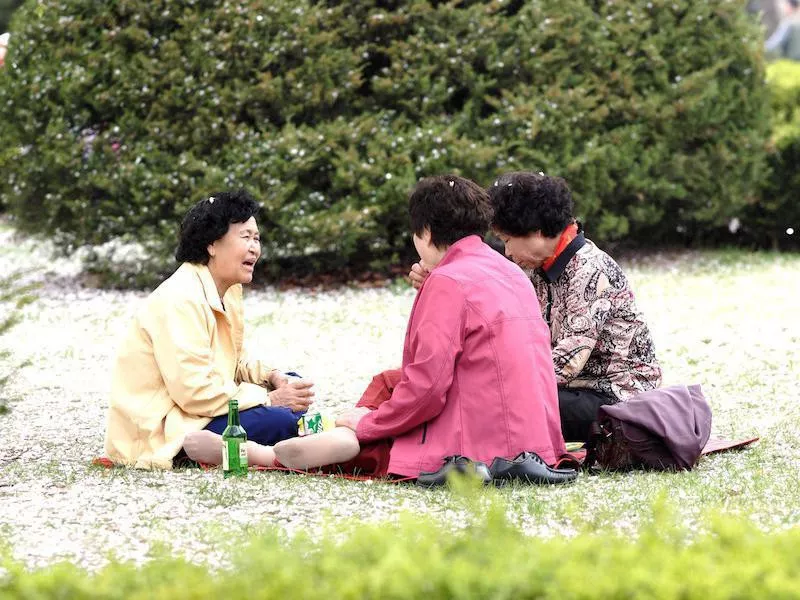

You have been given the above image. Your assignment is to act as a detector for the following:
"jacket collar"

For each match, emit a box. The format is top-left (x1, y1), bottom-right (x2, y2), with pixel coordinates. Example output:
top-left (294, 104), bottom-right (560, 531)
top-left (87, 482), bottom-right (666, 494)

top-left (182, 262), bottom-right (226, 314)
top-left (435, 235), bottom-right (485, 268)
top-left (540, 224), bottom-right (586, 283)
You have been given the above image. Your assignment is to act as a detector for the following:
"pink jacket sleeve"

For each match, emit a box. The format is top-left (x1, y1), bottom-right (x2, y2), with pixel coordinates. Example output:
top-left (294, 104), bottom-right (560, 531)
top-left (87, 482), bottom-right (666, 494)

top-left (356, 275), bottom-right (464, 443)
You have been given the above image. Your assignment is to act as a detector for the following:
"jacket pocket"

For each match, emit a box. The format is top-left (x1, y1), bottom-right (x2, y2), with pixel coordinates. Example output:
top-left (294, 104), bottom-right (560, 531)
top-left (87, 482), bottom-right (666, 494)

top-left (420, 422), bottom-right (428, 445)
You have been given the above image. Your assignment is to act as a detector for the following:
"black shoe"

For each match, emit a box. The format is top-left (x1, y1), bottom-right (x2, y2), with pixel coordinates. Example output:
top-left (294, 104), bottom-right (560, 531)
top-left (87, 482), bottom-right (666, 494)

top-left (489, 451), bottom-right (578, 485)
top-left (416, 455), bottom-right (492, 487)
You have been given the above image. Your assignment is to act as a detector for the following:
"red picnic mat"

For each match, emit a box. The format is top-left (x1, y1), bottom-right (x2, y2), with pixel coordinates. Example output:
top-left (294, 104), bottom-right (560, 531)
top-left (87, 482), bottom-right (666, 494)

top-left (701, 436), bottom-right (759, 455)
top-left (92, 437), bottom-right (758, 478)
top-left (91, 456), bottom-right (414, 482)
top-left (552, 436), bottom-right (759, 470)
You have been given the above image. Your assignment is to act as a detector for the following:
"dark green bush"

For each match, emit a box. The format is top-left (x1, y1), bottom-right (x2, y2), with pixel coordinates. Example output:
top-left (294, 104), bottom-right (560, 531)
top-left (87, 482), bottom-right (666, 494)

top-left (2, 502), bottom-right (800, 599)
top-left (0, 0), bottom-right (23, 32)
top-left (0, 0), bottom-right (770, 284)
top-left (742, 60), bottom-right (800, 250)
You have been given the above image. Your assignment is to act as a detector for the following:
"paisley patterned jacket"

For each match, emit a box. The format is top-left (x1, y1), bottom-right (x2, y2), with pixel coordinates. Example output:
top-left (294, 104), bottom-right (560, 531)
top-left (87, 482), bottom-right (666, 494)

top-left (530, 228), bottom-right (662, 402)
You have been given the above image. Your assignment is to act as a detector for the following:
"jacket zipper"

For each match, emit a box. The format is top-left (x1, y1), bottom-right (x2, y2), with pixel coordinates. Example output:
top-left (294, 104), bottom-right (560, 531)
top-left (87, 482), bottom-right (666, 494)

top-left (420, 422), bottom-right (428, 444)
top-left (545, 284), bottom-right (553, 327)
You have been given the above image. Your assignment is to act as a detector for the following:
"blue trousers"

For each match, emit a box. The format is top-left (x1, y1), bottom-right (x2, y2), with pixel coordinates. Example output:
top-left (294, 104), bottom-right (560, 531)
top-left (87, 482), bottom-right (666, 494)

top-left (204, 405), bottom-right (304, 446)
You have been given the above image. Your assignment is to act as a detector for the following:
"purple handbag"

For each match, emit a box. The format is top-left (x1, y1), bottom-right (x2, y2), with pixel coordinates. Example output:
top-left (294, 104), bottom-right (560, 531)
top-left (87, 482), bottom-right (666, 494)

top-left (585, 384), bottom-right (713, 471)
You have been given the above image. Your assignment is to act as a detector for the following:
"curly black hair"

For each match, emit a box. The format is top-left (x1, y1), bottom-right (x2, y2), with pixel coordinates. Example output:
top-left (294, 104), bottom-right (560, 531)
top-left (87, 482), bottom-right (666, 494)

top-left (409, 175), bottom-right (493, 247)
top-left (175, 189), bottom-right (261, 264)
top-left (488, 172), bottom-right (574, 238)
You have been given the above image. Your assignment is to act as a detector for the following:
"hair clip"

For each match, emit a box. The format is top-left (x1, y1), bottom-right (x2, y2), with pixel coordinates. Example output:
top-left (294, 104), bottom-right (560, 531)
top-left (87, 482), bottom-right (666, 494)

top-left (538, 171), bottom-right (544, 176)
top-left (494, 180), bottom-right (499, 186)
top-left (507, 183), bottom-right (513, 187)
top-left (208, 196), bottom-right (215, 204)
top-left (449, 181), bottom-right (455, 188)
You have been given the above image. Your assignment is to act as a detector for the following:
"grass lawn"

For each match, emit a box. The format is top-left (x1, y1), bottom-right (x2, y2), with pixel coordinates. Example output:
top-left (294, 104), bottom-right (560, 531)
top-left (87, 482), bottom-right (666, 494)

top-left (1, 226), bottom-right (799, 570)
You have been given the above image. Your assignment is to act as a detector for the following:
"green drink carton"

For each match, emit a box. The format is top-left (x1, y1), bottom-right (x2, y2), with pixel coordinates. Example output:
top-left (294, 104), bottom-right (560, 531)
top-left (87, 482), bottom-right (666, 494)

top-left (297, 412), bottom-right (334, 436)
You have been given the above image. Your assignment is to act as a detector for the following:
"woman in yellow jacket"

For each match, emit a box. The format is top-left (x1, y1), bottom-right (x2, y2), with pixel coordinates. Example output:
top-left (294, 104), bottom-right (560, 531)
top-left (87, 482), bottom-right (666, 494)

top-left (104, 190), bottom-right (314, 469)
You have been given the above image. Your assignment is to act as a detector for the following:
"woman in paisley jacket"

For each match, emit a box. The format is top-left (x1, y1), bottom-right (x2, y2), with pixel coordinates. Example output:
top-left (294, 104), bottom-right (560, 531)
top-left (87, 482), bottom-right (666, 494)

top-left (487, 172), bottom-right (662, 442)
top-left (411, 172), bottom-right (662, 443)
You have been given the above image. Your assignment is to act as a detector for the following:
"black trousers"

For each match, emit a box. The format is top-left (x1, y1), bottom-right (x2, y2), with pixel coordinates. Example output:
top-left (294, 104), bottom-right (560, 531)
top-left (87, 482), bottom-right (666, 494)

top-left (558, 387), bottom-right (615, 443)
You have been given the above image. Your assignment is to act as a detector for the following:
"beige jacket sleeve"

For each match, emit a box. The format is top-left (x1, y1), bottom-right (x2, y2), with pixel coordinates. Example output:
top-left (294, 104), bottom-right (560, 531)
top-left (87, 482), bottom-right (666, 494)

top-left (236, 354), bottom-right (277, 391)
top-left (145, 295), bottom-right (269, 418)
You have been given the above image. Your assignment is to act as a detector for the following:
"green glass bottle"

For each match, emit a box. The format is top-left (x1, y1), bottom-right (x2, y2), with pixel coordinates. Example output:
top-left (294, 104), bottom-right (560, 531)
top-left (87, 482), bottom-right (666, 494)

top-left (222, 399), bottom-right (248, 478)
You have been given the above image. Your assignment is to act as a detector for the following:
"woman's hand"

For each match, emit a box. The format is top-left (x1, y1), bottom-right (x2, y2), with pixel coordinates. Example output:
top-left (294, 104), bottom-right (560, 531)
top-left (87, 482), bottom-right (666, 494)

top-left (267, 370), bottom-right (289, 389)
top-left (269, 380), bottom-right (315, 412)
top-left (408, 261), bottom-right (430, 290)
top-left (335, 406), bottom-right (371, 431)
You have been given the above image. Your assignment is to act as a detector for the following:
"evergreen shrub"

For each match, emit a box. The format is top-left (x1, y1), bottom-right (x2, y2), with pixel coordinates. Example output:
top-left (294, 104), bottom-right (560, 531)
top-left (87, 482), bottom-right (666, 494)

top-left (0, 0), bottom-right (23, 32)
top-left (2, 503), bottom-right (800, 599)
top-left (743, 60), bottom-right (800, 249)
top-left (0, 0), bottom-right (770, 284)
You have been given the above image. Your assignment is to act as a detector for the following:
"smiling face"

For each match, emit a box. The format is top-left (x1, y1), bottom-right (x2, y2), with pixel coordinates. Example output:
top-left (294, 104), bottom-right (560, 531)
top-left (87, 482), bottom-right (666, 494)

top-left (206, 217), bottom-right (261, 296)
top-left (494, 229), bottom-right (559, 271)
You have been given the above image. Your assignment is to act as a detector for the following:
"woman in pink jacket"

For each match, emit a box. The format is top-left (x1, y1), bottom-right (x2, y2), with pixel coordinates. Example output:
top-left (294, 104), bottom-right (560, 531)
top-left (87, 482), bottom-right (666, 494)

top-left (188, 175), bottom-right (571, 483)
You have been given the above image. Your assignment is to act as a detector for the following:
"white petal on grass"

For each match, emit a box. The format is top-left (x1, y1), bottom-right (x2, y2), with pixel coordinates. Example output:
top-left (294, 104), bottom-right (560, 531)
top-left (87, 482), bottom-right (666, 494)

top-left (0, 224), bottom-right (798, 570)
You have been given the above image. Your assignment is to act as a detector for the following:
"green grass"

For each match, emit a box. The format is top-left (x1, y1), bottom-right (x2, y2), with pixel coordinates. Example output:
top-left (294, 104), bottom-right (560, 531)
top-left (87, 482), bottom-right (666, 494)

top-left (0, 247), bottom-right (799, 573)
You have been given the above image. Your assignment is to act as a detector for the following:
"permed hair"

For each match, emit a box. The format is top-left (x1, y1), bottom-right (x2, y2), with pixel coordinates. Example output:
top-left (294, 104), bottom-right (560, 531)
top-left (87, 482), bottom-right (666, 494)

top-left (409, 175), bottom-right (493, 247)
top-left (175, 189), bottom-right (260, 264)
top-left (488, 172), bottom-right (574, 238)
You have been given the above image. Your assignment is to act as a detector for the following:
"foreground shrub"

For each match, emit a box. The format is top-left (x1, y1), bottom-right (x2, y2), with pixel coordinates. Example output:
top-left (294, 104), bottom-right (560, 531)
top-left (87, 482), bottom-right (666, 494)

top-left (1, 501), bottom-right (799, 599)
top-left (0, 0), bottom-right (770, 284)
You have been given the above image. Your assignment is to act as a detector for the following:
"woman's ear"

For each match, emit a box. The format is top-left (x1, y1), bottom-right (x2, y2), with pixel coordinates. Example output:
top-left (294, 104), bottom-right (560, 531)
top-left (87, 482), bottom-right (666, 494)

top-left (207, 242), bottom-right (215, 259)
top-left (420, 227), bottom-right (433, 246)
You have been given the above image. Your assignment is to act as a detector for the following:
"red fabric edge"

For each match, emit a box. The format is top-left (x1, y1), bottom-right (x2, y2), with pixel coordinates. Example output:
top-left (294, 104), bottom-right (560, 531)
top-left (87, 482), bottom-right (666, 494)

top-left (93, 437), bottom-right (759, 475)
top-left (701, 437), bottom-right (759, 455)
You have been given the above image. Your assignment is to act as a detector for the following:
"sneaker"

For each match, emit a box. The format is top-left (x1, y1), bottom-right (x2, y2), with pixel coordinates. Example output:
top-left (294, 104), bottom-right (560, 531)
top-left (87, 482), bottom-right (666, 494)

top-left (416, 455), bottom-right (492, 487)
top-left (489, 451), bottom-right (578, 485)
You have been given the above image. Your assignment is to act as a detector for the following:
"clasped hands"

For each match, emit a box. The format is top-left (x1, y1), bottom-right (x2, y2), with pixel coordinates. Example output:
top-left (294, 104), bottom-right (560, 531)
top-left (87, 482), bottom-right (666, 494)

top-left (265, 371), bottom-right (371, 429)
top-left (408, 260), bottom-right (430, 290)
top-left (267, 370), bottom-right (315, 412)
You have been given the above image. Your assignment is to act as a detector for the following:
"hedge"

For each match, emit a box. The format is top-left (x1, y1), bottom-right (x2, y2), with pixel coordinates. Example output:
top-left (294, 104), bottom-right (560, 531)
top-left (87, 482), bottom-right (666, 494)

top-left (742, 59), bottom-right (800, 250)
top-left (2, 501), bottom-right (800, 599)
top-left (0, 0), bottom-right (23, 33)
top-left (0, 0), bottom-right (771, 285)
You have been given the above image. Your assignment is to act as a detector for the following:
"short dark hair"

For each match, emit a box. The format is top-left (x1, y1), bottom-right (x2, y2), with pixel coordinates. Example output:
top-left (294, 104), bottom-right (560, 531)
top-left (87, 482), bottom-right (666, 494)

top-left (488, 172), bottom-right (574, 238)
top-left (408, 175), bottom-right (493, 247)
top-left (175, 189), bottom-right (260, 264)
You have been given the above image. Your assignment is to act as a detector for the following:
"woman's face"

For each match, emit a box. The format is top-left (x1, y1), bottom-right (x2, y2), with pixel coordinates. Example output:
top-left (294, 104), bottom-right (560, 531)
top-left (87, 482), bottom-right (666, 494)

top-left (494, 230), bottom-right (558, 270)
top-left (207, 217), bottom-right (261, 288)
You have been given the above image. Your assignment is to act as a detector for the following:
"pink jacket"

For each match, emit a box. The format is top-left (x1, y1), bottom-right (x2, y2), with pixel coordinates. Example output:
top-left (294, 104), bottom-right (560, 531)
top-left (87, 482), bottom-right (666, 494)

top-left (356, 236), bottom-right (566, 477)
